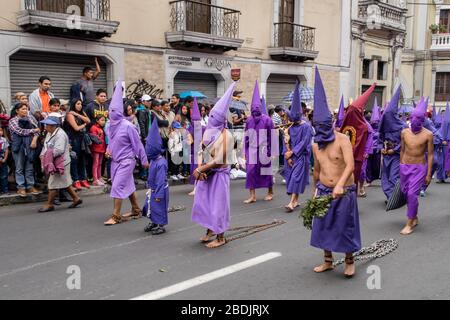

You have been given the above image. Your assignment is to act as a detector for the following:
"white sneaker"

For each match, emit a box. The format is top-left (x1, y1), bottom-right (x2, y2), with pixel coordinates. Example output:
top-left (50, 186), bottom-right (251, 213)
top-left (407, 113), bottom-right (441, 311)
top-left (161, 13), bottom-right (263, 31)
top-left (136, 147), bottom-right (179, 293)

top-left (177, 174), bottom-right (185, 180)
top-left (171, 175), bottom-right (179, 181)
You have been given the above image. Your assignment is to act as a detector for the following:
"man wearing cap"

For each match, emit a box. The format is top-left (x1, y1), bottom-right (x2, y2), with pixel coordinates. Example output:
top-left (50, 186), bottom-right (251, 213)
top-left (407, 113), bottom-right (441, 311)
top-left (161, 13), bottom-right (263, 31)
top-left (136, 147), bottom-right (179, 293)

top-left (311, 68), bottom-right (361, 278)
top-left (399, 98), bottom-right (434, 235)
top-left (38, 116), bottom-right (82, 212)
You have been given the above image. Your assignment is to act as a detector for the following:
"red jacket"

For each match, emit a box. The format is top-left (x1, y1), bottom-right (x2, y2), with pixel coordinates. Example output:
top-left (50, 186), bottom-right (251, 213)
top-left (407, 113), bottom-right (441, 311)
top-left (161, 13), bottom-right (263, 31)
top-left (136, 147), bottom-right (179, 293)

top-left (89, 124), bottom-right (106, 154)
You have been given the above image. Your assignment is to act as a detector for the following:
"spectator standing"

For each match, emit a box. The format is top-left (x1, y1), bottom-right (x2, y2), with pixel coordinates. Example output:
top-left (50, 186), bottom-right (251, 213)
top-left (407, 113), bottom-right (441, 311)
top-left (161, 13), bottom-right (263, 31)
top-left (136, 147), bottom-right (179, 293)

top-left (170, 94), bottom-right (183, 115)
top-left (38, 116), bottom-right (82, 213)
top-left (74, 58), bottom-right (101, 106)
top-left (65, 99), bottom-right (91, 190)
top-left (9, 103), bottom-right (41, 197)
top-left (90, 115), bottom-right (107, 186)
top-left (168, 121), bottom-right (184, 181)
top-left (150, 100), bottom-right (170, 145)
top-left (136, 95), bottom-right (152, 144)
top-left (179, 105), bottom-right (191, 129)
top-left (85, 89), bottom-right (109, 124)
top-left (200, 105), bottom-right (209, 127)
top-left (0, 127), bottom-right (9, 195)
top-left (29, 76), bottom-right (54, 121)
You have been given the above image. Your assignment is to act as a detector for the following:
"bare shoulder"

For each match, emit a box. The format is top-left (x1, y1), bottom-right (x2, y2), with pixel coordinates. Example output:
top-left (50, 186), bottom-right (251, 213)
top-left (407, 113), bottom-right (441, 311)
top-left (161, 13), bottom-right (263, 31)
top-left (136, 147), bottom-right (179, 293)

top-left (312, 143), bottom-right (319, 153)
top-left (335, 132), bottom-right (351, 146)
top-left (423, 127), bottom-right (433, 137)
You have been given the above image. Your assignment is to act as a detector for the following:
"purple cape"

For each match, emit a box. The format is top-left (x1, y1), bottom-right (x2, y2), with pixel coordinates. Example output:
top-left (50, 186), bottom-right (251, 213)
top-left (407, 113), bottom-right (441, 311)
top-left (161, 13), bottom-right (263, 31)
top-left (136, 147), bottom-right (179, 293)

top-left (244, 114), bottom-right (274, 189)
top-left (143, 156), bottom-right (169, 225)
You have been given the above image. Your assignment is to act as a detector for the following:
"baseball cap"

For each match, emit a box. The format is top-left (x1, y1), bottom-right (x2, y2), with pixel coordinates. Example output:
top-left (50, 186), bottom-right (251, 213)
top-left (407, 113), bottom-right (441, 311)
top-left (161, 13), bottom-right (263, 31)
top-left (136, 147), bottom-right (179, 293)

top-left (172, 121), bottom-right (182, 129)
top-left (41, 116), bottom-right (60, 126)
top-left (142, 94), bottom-right (152, 102)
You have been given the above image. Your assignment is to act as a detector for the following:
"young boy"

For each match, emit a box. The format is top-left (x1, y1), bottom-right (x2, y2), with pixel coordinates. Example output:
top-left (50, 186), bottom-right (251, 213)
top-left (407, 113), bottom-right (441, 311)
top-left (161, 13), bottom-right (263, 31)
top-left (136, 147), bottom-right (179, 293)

top-left (0, 127), bottom-right (10, 195)
top-left (143, 118), bottom-right (169, 235)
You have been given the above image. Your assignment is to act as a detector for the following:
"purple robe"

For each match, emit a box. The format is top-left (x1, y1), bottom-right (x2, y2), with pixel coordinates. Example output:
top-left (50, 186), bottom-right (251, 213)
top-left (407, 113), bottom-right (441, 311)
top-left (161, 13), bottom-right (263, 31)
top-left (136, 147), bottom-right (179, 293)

top-left (400, 164), bottom-right (427, 219)
top-left (142, 156), bottom-right (169, 225)
top-left (423, 119), bottom-right (443, 190)
top-left (360, 121), bottom-right (374, 182)
top-left (192, 167), bottom-right (230, 234)
top-left (379, 130), bottom-right (403, 199)
top-left (244, 114), bottom-right (274, 190)
top-left (188, 122), bottom-right (205, 185)
top-left (311, 183), bottom-right (362, 253)
top-left (109, 120), bottom-right (148, 199)
top-left (445, 144), bottom-right (450, 172)
top-left (283, 122), bottom-right (313, 195)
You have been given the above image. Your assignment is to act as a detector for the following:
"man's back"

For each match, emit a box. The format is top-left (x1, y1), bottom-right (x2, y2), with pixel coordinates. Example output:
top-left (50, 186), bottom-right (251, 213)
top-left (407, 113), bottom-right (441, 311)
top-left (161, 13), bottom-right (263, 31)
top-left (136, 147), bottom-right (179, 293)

top-left (314, 132), bottom-right (355, 188)
top-left (401, 128), bottom-right (433, 164)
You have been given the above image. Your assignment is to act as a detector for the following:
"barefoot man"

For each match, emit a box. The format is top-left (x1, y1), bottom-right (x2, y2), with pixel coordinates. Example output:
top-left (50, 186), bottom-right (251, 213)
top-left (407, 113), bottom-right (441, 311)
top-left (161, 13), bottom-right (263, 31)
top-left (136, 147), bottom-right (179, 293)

top-left (192, 83), bottom-right (235, 249)
top-left (400, 98), bottom-right (434, 235)
top-left (104, 82), bottom-right (149, 226)
top-left (283, 82), bottom-right (313, 212)
top-left (310, 68), bottom-right (362, 278)
top-left (244, 81), bottom-right (275, 204)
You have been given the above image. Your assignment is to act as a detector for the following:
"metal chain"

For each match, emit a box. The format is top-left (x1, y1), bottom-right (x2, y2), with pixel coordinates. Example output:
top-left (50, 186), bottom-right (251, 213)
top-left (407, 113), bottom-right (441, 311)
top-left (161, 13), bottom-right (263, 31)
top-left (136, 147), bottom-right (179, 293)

top-left (226, 220), bottom-right (286, 243)
top-left (333, 239), bottom-right (399, 267)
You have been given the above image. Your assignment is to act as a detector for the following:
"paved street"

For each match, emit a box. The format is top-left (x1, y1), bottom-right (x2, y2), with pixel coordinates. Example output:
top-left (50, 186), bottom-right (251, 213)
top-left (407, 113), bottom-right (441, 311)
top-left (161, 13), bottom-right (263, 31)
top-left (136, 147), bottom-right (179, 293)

top-left (1, 178), bottom-right (450, 300)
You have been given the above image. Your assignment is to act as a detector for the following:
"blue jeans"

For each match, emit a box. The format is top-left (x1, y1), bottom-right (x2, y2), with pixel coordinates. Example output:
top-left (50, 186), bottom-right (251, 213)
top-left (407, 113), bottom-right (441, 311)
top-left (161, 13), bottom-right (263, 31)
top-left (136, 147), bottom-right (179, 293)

top-left (0, 162), bottom-right (8, 192)
top-left (70, 137), bottom-right (87, 182)
top-left (12, 150), bottom-right (35, 190)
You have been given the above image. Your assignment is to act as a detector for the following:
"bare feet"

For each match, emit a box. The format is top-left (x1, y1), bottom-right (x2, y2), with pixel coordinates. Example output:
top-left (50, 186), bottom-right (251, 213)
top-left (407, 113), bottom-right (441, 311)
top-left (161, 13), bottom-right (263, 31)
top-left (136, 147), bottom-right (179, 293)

top-left (206, 237), bottom-right (227, 249)
top-left (412, 218), bottom-right (419, 228)
top-left (188, 190), bottom-right (195, 196)
top-left (104, 216), bottom-right (129, 226)
top-left (264, 194), bottom-right (274, 202)
top-left (200, 230), bottom-right (216, 243)
top-left (285, 203), bottom-right (299, 213)
top-left (401, 219), bottom-right (417, 235)
top-left (244, 198), bottom-right (257, 204)
top-left (313, 262), bottom-right (334, 273)
top-left (344, 257), bottom-right (356, 278)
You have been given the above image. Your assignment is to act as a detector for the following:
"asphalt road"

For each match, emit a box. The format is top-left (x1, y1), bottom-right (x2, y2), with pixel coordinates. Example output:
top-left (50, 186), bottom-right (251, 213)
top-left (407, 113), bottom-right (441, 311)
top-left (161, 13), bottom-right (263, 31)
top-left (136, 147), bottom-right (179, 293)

top-left (1, 177), bottom-right (450, 300)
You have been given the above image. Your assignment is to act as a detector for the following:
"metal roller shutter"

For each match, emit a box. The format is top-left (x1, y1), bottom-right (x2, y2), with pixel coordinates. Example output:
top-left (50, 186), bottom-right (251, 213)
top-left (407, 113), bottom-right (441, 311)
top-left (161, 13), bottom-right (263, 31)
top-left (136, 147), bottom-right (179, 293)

top-left (10, 50), bottom-right (108, 100)
top-left (266, 74), bottom-right (306, 106)
top-left (173, 72), bottom-right (217, 103)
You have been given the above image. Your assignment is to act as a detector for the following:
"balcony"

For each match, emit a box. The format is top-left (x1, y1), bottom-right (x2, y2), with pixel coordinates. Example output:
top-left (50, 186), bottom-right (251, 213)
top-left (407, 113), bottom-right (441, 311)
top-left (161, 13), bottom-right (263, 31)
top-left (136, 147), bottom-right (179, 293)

top-left (268, 23), bottom-right (318, 63)
top-left (166, 0), bottom-right (244, 53)
top-left (431, 33), bottom-right (450, 52)
top-left (17, 0), bottom-right (119, 39)
top-left (355, 0), bottom-right (407, 37)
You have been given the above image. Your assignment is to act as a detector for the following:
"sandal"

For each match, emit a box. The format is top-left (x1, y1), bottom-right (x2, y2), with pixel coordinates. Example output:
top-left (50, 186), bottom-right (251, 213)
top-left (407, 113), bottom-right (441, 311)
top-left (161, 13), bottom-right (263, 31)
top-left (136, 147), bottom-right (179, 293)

top-left (206, 234), bottom-right (227, 249)
top-left (314, 254), bottom-right (334, 273)
top-left (123, 208), bottom-right (142, 220)
top-left (344, 256), bottom-right (355, 278)
top-left (104, 215), bottom-right (128, 226)
top-left (200, 230), bottom-right (216, 243)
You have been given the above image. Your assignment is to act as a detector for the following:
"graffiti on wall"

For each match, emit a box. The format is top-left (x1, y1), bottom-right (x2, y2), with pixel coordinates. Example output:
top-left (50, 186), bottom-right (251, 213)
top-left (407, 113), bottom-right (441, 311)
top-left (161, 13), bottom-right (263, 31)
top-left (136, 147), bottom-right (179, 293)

top-left (0, 100), bottom-right (6, 114)
top-left (126, 79), bottom-right (164, 99)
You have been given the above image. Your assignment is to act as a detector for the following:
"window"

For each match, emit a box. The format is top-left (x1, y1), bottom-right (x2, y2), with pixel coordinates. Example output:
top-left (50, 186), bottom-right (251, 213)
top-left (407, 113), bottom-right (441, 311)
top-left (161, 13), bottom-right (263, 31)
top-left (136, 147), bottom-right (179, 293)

top-left (377, 61), bottom-right (387, 80)
top-left (440, 10), bottom-right (450, 33)
top-left (362, 59), bottom-right (372, 79)
top-left (435, 72), bottom-right (450, 101)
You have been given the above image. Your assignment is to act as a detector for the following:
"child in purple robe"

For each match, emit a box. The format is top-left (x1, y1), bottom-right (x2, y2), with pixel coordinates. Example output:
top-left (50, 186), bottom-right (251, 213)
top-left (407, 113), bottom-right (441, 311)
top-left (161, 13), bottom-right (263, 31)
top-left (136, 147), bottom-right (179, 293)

top-left (143, 119), bottom-right (169, 235)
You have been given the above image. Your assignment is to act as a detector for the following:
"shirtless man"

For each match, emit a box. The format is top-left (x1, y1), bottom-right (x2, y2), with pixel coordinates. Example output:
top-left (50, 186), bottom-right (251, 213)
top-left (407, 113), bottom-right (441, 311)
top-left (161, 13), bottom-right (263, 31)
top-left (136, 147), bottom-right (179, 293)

top-left (399, 98), bottom-right (434, 235)
top-left (192, 83), bottom-right (235, 249)
top-left (310, 68), bottom-right (362, 278)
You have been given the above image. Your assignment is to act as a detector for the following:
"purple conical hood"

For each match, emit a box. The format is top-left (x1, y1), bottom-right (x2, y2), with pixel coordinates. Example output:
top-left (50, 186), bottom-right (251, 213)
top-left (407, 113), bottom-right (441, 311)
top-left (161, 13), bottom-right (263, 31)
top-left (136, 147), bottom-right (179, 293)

top-left (261, 95), bottom-right (268, 115)
top-left (432, 103), bottom-right (438, 123)
top-left (109, 80), bottom-right (124, 123)
top-left (379, 86), bottom-right (404, 133)
top-left (146, 115), bottom-right (163, 160)
top-left (440, 102), bottom-right (450, 140)
top-left (289, 82), bottom-right (302, 122)
top-left (335, 95), bottom-right (345, 128)
top-left (370, 97), bottom-right (381, 123)
top-left (250, 80), bottom-right (262, 114)
top-left (191, 97), bottom-right (201, 121)
top-left (204, 82), bottom-right (236, 146)
top-left (313, 67), bottom-right (332, 125)
top-left (412, 97), bottom-right (428, 119)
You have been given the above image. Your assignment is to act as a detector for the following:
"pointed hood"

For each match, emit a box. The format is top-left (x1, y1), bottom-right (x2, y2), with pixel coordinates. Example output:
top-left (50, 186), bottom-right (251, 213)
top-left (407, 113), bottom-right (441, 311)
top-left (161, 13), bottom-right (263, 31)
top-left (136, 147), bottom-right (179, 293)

top-left (261, 95), bottom-right (268, 115)
top-left (313, 67), bottom-right (335, 149)
top-left (352, 83), bottom-right (376, 112)
top-left (109, 80), bottom-right (124, 123)
top-left (440, 102), bottom-right (450, 140)
top-left (289, 82), bottom-right (302, 122)
top-left (379, 86), bottom-right (405, 133)
top-left (412, 97), bottom-right (427, 119)
top-left (203, 82), bottom-right (236, 146)
top-left (146, 115), bottom-right (163, 160)
top-left (335, 95), bottom-right (345, 128)
top-left (250, 80), bottom-right (262, 115)
top-left (370, 97), bottom-right (381, 124)
top-left (191, 97), bottom-right (201, 121)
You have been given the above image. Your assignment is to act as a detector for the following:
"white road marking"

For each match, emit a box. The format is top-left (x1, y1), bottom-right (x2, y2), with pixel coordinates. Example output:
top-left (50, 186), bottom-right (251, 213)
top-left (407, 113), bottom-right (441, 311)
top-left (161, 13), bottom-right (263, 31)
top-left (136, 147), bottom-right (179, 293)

top-left (131, 252), bottom-right (282, 300)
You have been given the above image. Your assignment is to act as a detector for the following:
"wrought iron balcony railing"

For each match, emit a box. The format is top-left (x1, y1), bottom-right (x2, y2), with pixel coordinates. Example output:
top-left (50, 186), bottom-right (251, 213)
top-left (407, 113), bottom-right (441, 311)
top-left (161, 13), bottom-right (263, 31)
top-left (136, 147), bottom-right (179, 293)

top-left (24, 0), bottom-right (112, 21)
top-left (169, 0), bottom-right (240, 39)
top-left (273, 22), bottom-right (316, 51)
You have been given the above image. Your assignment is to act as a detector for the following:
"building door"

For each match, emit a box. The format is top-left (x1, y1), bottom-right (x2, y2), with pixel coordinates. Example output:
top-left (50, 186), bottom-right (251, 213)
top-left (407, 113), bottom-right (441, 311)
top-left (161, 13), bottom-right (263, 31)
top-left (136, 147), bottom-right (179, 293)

top-left (173, 72), bottom-right (217, 103)
top-left (266, 74), bottom-right (305, 106)
top-left (362, 85), bottom-right (384, 111)
top-left (279, 0), bottom-right (295, 47)
top-left (36, 0), bottom-right (85, 15)
top-left (186, 0), bottom-right (211, 34)
top-left (9, 50), bottom-right (108, 100)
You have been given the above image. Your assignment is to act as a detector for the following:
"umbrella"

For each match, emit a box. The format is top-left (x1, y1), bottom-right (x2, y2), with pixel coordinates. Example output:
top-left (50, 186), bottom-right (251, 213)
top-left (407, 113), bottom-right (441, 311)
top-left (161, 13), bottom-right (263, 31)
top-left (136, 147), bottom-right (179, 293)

top-left (283, 86), bottom-right (315, 102)
top-left (179, 91), bottom-right (207, 99)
